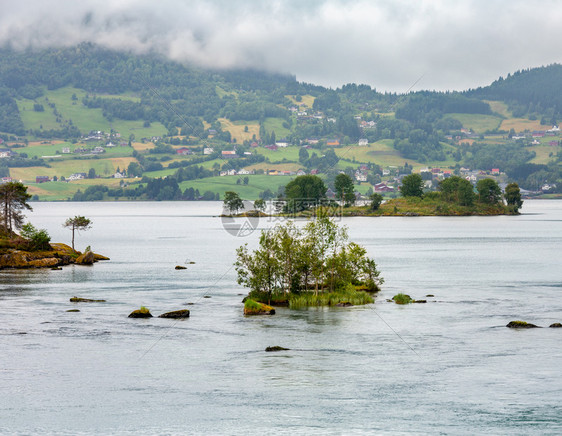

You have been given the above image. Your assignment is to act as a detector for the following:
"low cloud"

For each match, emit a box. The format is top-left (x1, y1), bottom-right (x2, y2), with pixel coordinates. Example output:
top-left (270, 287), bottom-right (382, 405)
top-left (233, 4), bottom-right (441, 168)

top-left (1, 0), bottom-right (561, 91)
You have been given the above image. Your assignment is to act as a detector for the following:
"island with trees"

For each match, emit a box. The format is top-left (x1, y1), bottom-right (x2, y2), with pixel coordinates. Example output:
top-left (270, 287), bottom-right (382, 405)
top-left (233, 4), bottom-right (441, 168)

top-left (235, 217), bottom-right (384, 310)
top-left (227, 173), bottom-right (524, 218)
top-left (0, 181), bottom-right (107, 269)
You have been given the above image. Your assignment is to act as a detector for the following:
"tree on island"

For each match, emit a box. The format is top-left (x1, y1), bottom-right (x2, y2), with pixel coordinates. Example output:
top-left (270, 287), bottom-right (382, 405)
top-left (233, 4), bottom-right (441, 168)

top-left (369, 193), bottom-right (384, 210)
top-left (476, 178), bottom-right (502, 204)
top-left (284, 175), bottom-right (327, 212)
top-left (64, 216), bottom-right (92, 251)
top-left (400, 173), bottom-right (424, 198)
top-left (235, 217), bottom-right (383, 306)
top-left (334, 173), bottom-right (356, 206)
top-left (224, 191), bottom-right (244, 215)
top-left (0, 181), bottom-right (33, 232)
top-left (504, 182), bottom-right (523, 212)
top-left (438, 176), bottom-right (475, 206)
top-left (253, 198), bottom-right (266, 212)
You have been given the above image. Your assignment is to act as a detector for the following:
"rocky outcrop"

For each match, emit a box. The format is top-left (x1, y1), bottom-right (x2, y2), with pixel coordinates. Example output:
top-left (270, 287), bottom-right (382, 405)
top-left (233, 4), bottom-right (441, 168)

top-left (0, 241), bottom-right (109, 270)
top-left (128, 308), bottom-right (153, 318)
top-left (28, 258), bottom-right (60, 268)
top-left (506, 321), bottom-right (540, 329)
top-left (75, 250), bottom-right (95, 265)
top-left (158, 309), bottom-right (190, 319)
top-left (244, 300), bottom-right (275, 315)
top-left (70, 296), bottom-right (106, 303)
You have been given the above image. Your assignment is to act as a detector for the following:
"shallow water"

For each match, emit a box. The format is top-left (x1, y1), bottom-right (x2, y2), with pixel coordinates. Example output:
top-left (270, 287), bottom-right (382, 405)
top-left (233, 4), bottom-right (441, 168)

top-left (1, 200), bottom-right (561, 435)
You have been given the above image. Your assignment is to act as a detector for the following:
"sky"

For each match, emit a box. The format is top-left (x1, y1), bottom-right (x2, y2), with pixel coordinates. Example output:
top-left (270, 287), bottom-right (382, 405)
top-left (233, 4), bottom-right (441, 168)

top-left (1, 0), bottom-right (561, 92)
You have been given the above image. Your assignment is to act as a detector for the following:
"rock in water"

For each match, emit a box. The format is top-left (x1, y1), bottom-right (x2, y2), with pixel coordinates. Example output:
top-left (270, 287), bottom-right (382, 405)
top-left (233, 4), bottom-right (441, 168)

top-left (335, 302), bottom-right (353, 307)
top-left (265, 346), bottom-right (290, 352)
top-left (128, 308), bottom-right (153, 318)
top-left (70, 296), bottom-right (106, 302)
top-left (175, 265), bottom-right (187, 270)
top-left (75, 251), bottom-right (95, 265)
top-left (549, 323), bottom-right (562, 328)
top-left (506, 321), bottom-right (540, 329)
top-left (158, 309), bottom-right (190, 319)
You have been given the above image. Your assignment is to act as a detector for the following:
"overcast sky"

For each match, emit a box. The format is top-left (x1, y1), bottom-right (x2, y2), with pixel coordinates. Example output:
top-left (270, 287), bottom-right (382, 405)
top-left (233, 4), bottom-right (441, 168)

top-left (1, 0), bottom-right (561, 92)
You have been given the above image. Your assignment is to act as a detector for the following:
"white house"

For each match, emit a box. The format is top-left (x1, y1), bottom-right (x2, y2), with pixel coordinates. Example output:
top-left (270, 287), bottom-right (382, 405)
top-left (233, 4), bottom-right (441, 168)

top-left (203, 147), bottom-right (214, 155)
top-left (358, 138), bottom-right (368, 146)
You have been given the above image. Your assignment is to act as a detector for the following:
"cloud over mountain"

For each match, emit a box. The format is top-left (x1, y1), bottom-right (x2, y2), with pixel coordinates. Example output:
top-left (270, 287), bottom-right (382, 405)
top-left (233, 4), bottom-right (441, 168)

top-left (1, 0), bottom-right (561, 91)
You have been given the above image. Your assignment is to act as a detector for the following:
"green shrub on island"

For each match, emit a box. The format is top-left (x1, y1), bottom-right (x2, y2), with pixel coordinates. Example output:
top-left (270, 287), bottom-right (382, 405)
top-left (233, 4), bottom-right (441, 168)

top-left (289, 284), bottom-right (373, 309)
top-left (235, 217), bottom-right (383, 307)
top-left (392, 293), bottom-right (413, 305)
top-left (20, 223), bottom-right (51, 251)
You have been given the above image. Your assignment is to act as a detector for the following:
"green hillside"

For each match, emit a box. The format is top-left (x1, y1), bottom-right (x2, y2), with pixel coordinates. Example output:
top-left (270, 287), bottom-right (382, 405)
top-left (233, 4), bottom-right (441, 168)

top-left (0, 44), bottom-right (560, 200)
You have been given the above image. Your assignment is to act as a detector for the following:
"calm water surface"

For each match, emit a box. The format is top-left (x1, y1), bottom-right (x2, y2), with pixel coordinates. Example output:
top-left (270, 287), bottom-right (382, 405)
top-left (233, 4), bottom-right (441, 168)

top-left (1, 200), bottom-right (561, 435)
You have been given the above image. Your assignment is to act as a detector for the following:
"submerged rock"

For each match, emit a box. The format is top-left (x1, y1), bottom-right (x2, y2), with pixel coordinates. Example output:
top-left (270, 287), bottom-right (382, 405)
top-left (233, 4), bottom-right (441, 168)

top-left (549, 323), bottom-right (562, 328)
top-left (265, 346), bottom-right (290, 352)
top-left (128, 308), bottom-right (153, 318)
top-left (506, 321), bottom-right (540, 329)
top-left (175, 265), bottom-right (187, 270)
top-left (159, 309), bottom-right (190, 319)
top-left (66, 309), bottom-right (80, 312)
top-left (70, 296), bottom-right (106, 303)
top-left (413, 299), bottom-right (427, 304)
top-left (426, 294), bottom-right (435, 297)
top-left (75, 251), bottom-right (95, 265)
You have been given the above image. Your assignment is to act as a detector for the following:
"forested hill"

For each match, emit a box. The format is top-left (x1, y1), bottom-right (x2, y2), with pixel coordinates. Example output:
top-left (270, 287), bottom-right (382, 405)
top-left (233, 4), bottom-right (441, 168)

top-left (466, 64), bottom-right (562, 122)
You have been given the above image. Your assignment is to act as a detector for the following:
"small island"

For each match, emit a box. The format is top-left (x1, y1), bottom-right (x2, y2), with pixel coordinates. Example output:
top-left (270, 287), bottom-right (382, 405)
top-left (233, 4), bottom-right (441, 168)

top-left (235, 217), bottom-right (384, 309)
top-left (225, 174), bottom-right (524, 219)
top-left (0, 182), bottom-right (107, 269)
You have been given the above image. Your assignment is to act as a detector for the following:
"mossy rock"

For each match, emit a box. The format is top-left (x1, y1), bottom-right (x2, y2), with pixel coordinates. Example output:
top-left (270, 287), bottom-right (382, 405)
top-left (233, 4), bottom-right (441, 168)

top-left (93, 253), bottom-right (110, 261)
top-left (28, 257), bottom-right (60, 268)
top-left (158, 309), bottom-right (190, 319)
top-left (50, 243), bottom-right (77, 256)
top-left (392, 293), bottom-right (413, 305)
top-left (70, 296), bottom-right (106, 303)
top-left (0, 251), bottom-right (30, 268)
top-left (75, 251), bottom-right (95, 265)
top-left (506, 321), bottom-right (540, 329)
top-left (549, 323), bottom-right (562, 328)
top-left (129, 307), bottom-right (153, 318)
top-left (265, 346), bottom-right (290, 352)
top-left (175, 265), bottom-right (187, 270)
top-left (244, 299), bottom-right (275, 315)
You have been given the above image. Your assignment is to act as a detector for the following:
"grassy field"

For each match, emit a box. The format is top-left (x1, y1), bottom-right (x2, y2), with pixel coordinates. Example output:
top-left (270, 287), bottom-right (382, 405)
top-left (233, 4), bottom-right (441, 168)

top-left (26, 177), bottom-right (133, 200)
top-left (217, 118), bottom-right (260, 143)
top-left (263, 117), bottom-right (291, 139)
top-left (254, 146), bottom-right (301, 161)
top-left (17, 86), bottom-right (167, 139)
top-left (245, 162), bottom-right (303, 172)
top-left (529, 145), bottom-right (560, 164)
top-left (285, 94), bottom-right (315, 108)
top-left (179, 174), bottom-right (291, 199)
top-left (485, 100), bottom-right (511, 117)
top-left (447, 113), bottom-right (503, 133)
top-left (500, 118), bottom-right (545, 132)
top-left (10, 156), bottom-right (133, 181)
top-left (334, 140), bottom-right (456, 170)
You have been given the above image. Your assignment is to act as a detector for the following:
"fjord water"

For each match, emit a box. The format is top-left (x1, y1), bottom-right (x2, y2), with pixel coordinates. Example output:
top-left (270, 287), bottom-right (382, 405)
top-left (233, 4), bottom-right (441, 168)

top-left (1, 201), bottom-right (561, 435)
